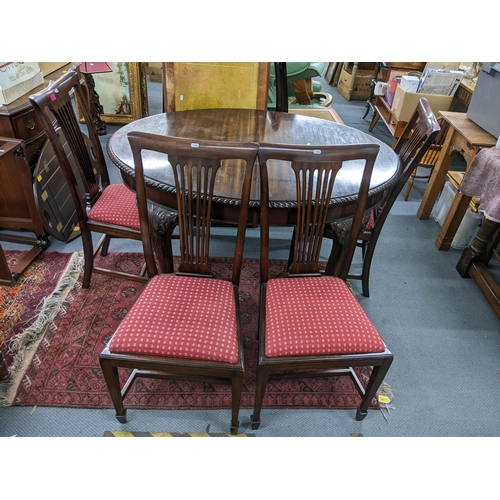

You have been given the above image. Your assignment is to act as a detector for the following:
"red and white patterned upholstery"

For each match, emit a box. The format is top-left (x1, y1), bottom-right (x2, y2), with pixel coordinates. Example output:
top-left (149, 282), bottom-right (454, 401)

top-left (88, 184), bottom-right (141, 230)
top-left (265, 276), bottom-right (386, 357)
top-left (365, 208), bottom-right (376, 231)
top-left (109, 275), bottom-right (239, 363)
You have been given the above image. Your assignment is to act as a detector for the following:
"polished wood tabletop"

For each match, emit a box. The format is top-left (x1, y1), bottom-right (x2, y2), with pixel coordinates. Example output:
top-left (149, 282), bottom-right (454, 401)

top-left (107, 109), bottom-right (400, 225)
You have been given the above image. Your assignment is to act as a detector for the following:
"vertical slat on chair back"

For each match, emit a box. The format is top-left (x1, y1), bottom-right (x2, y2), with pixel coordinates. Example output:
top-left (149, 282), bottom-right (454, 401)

top-left (29, 68), bottom-right (109, 215)
top-left (392, 99), bottom-right (441, 194)
top-left (127, 132), bottom-right (258, 283)
top-left (258, 143), bottom-right (380, 281)
top-left (361, 99), bottom-right (441, 266)
top-left (418, 117), bottom-right (450, 167)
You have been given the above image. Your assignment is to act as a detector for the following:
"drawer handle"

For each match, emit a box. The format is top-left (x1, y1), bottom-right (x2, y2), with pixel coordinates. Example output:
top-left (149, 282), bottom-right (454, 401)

top-left (25, 118), bottom-right (36, 130)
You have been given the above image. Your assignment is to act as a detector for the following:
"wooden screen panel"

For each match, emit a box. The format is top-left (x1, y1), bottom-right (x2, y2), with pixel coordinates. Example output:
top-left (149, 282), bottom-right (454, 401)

top-left (163, 62), bottom-right (270, 112)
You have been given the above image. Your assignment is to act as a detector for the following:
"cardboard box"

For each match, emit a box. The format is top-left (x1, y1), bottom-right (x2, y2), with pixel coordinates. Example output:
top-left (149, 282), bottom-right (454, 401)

top-left (391, 85), bottom-right (454, 122)
top-left (384, 70), bottom-right (408, 107)
top-left (0, 62), bottom-right (43, 104)
top-left (38, 62), bottom-right (70, 77)
top-left (400, 75), bottom-right (420, 93)
top-left (146, 63), bottom-right (162, 82)
top-left (337, 66), bottom-right (374, 101)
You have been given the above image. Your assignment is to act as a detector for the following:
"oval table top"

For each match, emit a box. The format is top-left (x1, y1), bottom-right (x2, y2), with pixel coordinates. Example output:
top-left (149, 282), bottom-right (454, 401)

top-left (107, 109), bottom-right (400, 224)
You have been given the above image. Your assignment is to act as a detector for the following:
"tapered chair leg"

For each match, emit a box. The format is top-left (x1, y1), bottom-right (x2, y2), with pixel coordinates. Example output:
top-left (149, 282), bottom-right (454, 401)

top-left (81, 230), bottom-right (95, 289)
top-left (100, 235), bottom-right (112, 256)
top-left (99, 358), bottom-right (127, 423)
top-left (230, 371), bottom-right (244, 435)
top-left (356, 356), bottom-right (393, 420)
top-left (405, 171), bottom-right (416, 201)
top-left (251, 366), bottom-right (269, 430)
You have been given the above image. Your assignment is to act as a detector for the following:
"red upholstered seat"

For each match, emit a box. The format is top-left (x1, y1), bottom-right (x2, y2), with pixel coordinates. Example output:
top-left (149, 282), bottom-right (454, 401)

top-left (88, 183), bottom-right (141, 230)
top-left (109, 275), bottom-right (239, 363)
top-left (265, 276), bottom-right (386, 357)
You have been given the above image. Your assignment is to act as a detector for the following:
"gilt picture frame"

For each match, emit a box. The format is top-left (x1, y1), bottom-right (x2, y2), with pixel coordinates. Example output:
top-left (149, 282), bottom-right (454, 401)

top-left (82, 62), bottom-right (148, 124)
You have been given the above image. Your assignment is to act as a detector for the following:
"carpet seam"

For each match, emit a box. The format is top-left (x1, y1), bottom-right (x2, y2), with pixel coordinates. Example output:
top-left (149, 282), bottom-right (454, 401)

top-left (0, 251), bottom-right (84, 407)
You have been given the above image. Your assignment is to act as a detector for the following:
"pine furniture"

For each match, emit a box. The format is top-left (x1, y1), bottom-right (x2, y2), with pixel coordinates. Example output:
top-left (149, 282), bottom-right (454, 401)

top-left (416, 111), bottom-right (497, 250)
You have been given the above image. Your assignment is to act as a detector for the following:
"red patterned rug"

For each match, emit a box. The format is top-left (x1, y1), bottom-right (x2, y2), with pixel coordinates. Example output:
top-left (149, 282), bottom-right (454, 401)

top-left (2, 251), bottom-right (384, 410)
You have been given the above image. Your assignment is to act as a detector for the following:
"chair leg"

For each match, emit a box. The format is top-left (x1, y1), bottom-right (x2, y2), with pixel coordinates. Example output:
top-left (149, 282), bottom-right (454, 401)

top-left (230, 371), bottom-right (244, 435)
top-left (368, 109), bottom-right (381, 132)
top-left (81, 230), bottom-right (95, 289)
top-left (99, 358), bottom-right (127, 423)
top-left (251, 366), bottom-right (269, 430)
top-left (361, 240), bottom-right (373, 298)
top-left (356, 356), bottom-right (393, 420)
top-left (404, 170), bottom-right (416, 201)
top-left (100, 235), bottom-right (112, 256)
top-left (362, 101), bottom-right (371, 120)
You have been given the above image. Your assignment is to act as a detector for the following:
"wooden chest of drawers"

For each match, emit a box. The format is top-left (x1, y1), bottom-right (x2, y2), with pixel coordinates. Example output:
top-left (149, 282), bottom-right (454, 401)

top-left (0, 64), bottom-right (73, 279)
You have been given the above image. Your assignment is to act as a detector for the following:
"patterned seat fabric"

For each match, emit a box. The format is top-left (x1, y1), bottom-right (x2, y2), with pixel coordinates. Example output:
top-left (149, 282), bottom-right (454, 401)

top-left (265, 276), bottom-right (386, 357)
top-left (88, 184), bottom-right (141, 230)
top-left (109, 275), bottom-right (239, 363)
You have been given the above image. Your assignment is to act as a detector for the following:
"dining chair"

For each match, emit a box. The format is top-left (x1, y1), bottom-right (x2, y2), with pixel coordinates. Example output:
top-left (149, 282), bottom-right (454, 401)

top-left (29, 67), bottom-right (148, 289)
top-left (99, 132), bottom-right (259, 435)
top-left (326, 98), bottom-right (441, 297)
top-left (251, 141), bottom-right (394, 430)
top-left (404, 116), bottom-right (450, 201)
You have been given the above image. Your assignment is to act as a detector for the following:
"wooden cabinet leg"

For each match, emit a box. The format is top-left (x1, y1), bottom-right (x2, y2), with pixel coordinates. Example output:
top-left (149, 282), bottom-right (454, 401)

top-left (0, 350), bottom-right (9, 382)
top-left (457, 219), bottom-right (500, 277)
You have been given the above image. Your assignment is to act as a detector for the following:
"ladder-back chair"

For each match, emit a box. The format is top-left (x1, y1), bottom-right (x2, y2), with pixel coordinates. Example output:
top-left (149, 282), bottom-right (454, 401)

top-left (404, 116), bottom-right (450, 201)
top-left (328, 98), bottom-right (441, 297)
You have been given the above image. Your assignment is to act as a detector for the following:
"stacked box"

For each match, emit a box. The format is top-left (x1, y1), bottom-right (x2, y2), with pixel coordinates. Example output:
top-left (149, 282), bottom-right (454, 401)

top-left (337, 63), bottom-right (377, 101)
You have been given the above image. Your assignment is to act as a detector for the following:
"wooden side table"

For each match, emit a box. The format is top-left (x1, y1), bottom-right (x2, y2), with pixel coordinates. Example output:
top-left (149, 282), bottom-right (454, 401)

top-left (416, 111), bottom-right (497, 250)
top-left (363, 62), bottom-right (426, 121)
top-left (368, 95), bottom-right (408, 147)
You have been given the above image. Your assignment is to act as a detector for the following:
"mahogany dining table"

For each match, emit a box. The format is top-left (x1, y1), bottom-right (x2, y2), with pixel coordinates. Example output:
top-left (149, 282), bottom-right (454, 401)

top-left (106, 108), bottom-right (401, 271)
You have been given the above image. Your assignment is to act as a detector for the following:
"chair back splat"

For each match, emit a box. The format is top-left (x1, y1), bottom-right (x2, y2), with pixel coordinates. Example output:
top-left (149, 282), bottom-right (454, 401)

top-left (338, 98), bottom-right (441, 297)
top-left (100, 132), bottom-right (258, 435)
top-left (404, 115), bottom-right (450, 201)
top-left (259, 143), bottom-right (380, 282)
top-left (252, 141), bottom-right (393, 430)
top-left (29, 66), bottom-right (147, 288)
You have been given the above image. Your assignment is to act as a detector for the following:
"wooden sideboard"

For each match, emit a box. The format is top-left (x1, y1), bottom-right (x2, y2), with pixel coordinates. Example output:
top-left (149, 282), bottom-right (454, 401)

top-left (0, 64), bottom-right (74, 280)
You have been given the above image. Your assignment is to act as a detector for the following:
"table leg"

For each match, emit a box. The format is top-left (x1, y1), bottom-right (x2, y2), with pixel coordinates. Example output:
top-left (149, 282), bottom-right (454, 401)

top-left (417, 128), bottom-right (455, 220)
top-left (148, 203), bottom-right (177, 274)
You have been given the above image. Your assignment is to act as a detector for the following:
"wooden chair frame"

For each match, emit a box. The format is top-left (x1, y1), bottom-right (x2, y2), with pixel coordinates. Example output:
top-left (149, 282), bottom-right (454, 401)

top-left (99, 132), bottom-right (259, 435)
top-left (29, 67), bottom-right (147, 288)
top-left (251, 142), bottom-right (394, 429)
top-left (404, 116), bottom-right (450, 201)
top-left (333, 98), bottom-right (441, 297)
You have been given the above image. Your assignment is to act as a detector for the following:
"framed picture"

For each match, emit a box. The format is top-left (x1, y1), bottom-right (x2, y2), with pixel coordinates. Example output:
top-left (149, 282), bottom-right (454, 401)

top-left (85, 62), bottom-right (149, 124)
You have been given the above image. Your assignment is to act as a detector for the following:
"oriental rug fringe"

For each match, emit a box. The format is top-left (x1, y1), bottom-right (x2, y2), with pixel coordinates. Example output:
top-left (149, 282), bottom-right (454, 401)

top-left (1, 251), bottom-right (393, 413)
